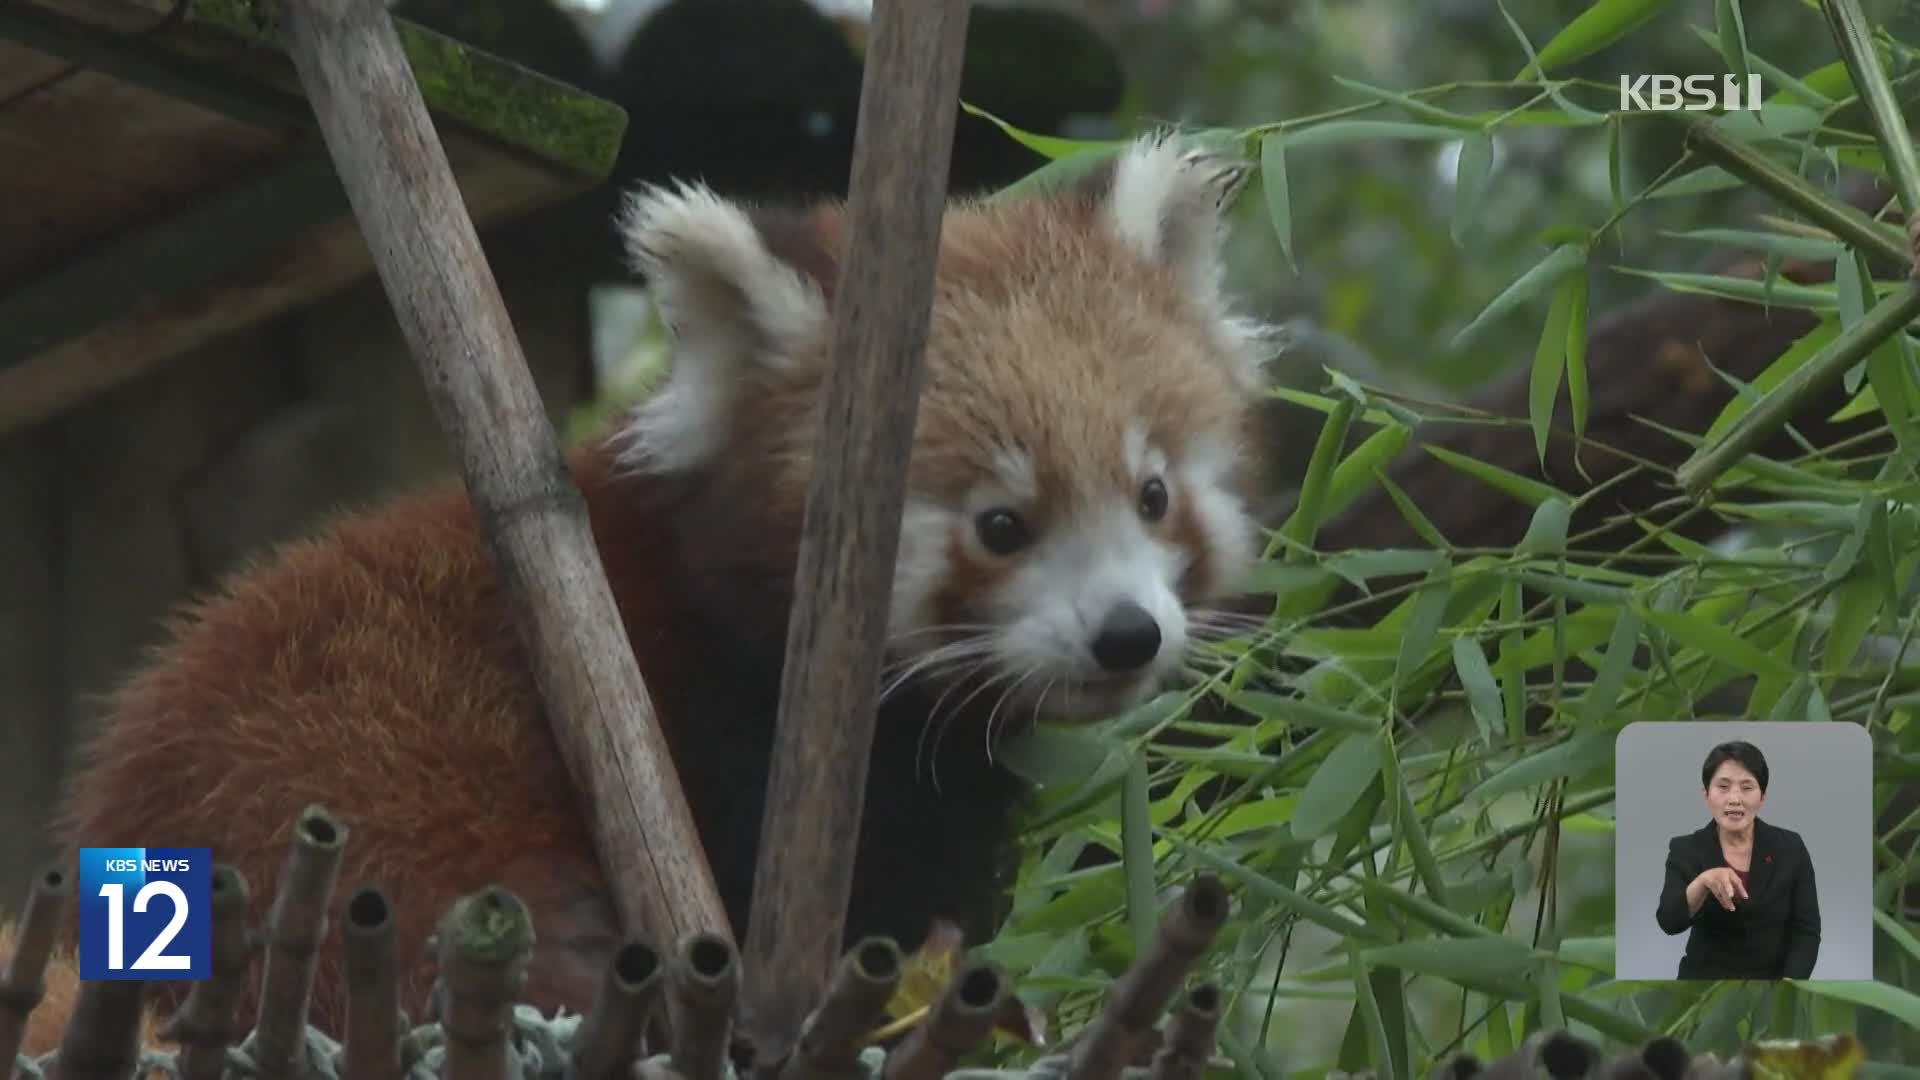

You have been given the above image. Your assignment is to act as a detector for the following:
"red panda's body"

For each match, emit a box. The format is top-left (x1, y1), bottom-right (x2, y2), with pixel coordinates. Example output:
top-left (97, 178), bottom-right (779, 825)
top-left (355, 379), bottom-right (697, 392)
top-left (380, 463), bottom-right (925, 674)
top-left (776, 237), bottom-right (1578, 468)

top-left (48, 437), bottom-right (1023, 1039)
top-left (16, 133), bottom-right (1276, 1054)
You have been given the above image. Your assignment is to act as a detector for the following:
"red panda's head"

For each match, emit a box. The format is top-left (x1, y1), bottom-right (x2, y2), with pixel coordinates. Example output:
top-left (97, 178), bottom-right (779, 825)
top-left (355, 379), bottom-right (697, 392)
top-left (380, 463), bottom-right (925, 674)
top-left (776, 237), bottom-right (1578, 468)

top-left (614, 133), bottom-right (1270, 726)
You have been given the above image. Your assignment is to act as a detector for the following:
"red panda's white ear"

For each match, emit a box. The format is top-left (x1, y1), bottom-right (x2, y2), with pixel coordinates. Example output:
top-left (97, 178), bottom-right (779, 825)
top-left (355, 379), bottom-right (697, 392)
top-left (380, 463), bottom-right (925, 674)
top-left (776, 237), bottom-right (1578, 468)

top-left (614, 181), bottom-right (829, 472)
top-left (1102, 134), bottom-right (1270, 393)
top-left (1102, 134), bottom-right (1248, 301)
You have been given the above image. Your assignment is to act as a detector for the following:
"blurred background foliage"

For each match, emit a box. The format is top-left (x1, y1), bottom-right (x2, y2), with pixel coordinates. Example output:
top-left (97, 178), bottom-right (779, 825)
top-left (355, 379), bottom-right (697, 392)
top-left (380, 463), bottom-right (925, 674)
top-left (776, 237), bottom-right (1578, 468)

top-left (1080, 0), bottom-right (1916, 400)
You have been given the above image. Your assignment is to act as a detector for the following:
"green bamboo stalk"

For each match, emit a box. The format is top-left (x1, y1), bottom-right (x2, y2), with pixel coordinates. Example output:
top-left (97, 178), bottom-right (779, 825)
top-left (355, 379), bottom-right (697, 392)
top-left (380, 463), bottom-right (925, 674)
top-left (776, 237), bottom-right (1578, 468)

top-left (1822, 0), bottom-right (1920, 225)
top-left (1672, 116), bottom-right (1907, 268)
top-left (1676, 281), bottom-right (1920, 496)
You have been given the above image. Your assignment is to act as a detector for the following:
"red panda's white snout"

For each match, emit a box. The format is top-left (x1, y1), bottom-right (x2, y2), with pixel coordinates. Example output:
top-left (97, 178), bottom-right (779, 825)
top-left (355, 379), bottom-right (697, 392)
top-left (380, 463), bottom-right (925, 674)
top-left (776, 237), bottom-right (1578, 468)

top-left (883, 418), bottom-right (1258, 730)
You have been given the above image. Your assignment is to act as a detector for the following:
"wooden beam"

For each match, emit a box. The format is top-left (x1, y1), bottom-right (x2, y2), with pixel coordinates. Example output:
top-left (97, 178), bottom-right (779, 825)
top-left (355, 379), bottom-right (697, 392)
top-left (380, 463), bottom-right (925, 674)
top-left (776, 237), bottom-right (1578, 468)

top-left (0, 145), bottom-right (342, 370)
top-left (0, 140), bottom-right (551, 435)
top-left (275, 0), bottom-right (732, 966)
top-left (0, 2), bottom-right (302, 131)
top-left (739, 0), bottom-right (974, 1061)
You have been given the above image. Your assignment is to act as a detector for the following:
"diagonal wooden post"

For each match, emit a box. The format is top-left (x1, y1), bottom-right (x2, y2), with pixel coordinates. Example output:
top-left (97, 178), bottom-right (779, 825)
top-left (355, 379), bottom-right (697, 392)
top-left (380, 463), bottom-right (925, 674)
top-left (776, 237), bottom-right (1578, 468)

top-left (739, 0), bottom-right (974, 1062)
top-left (274, 0), bottom-right (733, 952)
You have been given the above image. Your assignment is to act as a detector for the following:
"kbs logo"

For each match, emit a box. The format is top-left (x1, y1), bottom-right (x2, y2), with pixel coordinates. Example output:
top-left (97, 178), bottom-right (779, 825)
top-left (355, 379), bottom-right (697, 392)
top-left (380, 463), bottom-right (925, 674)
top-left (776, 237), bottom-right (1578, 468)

top-left (1619, 74), bottom-right (1763, 112)
top-left (78, 847), bottom-right (211, 980)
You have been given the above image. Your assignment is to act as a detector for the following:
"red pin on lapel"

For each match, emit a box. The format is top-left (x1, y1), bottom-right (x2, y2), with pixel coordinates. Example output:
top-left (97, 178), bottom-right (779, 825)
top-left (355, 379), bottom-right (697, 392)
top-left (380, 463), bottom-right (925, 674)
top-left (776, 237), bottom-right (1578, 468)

top-left (1766, 855), bottom-right (1773, 862)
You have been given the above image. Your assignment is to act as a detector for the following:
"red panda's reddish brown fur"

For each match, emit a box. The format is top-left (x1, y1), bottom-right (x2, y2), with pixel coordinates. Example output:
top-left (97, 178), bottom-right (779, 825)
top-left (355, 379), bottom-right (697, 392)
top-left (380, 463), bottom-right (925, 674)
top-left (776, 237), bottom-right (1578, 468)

top-left (7, 134), bottom-right (1276, 1056)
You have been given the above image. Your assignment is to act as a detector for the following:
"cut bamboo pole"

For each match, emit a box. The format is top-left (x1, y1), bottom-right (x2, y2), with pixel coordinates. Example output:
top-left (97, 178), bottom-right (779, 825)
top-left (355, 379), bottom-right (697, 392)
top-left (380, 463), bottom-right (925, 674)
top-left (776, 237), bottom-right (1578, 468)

top-left (274, 0), bottom-right (731, 952)
top-left (739, 0), bottom-right (974, 1061)
top-left (0, 863), bottom-right (69, 1066)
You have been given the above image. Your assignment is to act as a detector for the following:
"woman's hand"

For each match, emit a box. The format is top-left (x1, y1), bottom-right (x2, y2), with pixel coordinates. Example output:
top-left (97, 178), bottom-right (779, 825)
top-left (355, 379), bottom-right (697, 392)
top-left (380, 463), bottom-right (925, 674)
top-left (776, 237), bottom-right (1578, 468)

top-left (1690, 867), bottom-right (1748, 912)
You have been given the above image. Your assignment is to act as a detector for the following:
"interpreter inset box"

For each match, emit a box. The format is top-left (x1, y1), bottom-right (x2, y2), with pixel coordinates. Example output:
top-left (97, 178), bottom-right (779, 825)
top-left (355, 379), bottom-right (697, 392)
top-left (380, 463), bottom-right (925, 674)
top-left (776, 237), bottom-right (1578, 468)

top-left (1613, 721), bottom-right (1873, 981)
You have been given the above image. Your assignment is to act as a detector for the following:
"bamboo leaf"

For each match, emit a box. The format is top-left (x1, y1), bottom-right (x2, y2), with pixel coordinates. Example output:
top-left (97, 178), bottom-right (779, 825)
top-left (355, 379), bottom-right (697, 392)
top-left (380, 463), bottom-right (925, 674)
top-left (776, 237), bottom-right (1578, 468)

top-left (1792, 978), bottom-right (1920, 1028)
top-left (1171, 838), bottom-right (1375, 938)
top-left (1294, 732), bottom-right (1384, 840)
top-left (1616, 268), bottom-right (1836, 310)
top-left (1647, 165), bottom-right (1746, 199)
top-left (1347, 944), bottom-right (1397, 1078)
top-left (1453, 131), bottom-right (1495, 244)
top-left (1325, 424), bottom-right (1413, 520)
top-left (1284, 120), bottom-right (1473, 148)
top-left (1826, 565), bottom-right (1882, 679)
top-left (1664, 227), bottom-right (1843, 263)
top-left (1606, 114), bottom-right (1625, 219)
top-left (1639, 607), bottom-right (1798, 681)
top-left (1120, 754), bottom-right (1155, 957)
top-left (1523, 0), bottom-right (1676, 76)
top-left (1362, 936), bottom-right (1537, 982)
top-left (1581, 610), bottom-right (1644, 726)
top-left (1472, 730), bottom-right (1612, 803)
top-left (1705, 316), bottom-right (1843, 441)
top-left (1273, 398), bottom-right (1355, 560)
top-left (1375, 470), bottom-right (1450, 550)
top-left (1260, 133), bottom-right (1293, 269)
top-left (1452, 243), bottom-right (1587, 350)
top-left (1424, 444), bottom-right (1567, 507)
top-left (1333, 76), bottom-right (1484, 130)
top-left (1452, 637), bottom-right (1505, 746)
top-left (1518, 497), bottom-right (1572, 559)
top-left (962, 102), bottom-right (1122, 160)
top-left (1394, 565), bottom-right (1453, 695)
top-left (1225, 690), bottom-right (1380, 734)
top-left (1529, 276), bottom-right (1577, 466)
top-left (1564, 272), bottom-right (1590, 445)
top-left (1714, 0), bottom-right (1749, 80)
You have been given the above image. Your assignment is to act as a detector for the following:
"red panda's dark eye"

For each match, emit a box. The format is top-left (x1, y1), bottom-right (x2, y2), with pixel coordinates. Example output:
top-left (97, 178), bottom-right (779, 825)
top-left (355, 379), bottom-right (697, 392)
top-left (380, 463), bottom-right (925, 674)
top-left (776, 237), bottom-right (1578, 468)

top-left (975, 508), bottom-right (1030, 556)
top-left (1138, 477), bottom-right (1169, 522)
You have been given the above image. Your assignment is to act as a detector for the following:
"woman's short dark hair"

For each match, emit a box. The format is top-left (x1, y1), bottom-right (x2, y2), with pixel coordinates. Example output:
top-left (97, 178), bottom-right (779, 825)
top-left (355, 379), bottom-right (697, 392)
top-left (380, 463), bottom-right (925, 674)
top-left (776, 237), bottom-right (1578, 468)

top-left (1701, 740), bottom-right (1769, 792)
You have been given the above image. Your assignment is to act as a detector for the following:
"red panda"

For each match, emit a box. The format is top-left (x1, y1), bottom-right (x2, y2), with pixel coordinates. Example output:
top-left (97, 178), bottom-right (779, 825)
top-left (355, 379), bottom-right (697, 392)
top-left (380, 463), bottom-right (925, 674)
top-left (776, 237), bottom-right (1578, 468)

top-left (8, 132), bottom-right (1273, 1055)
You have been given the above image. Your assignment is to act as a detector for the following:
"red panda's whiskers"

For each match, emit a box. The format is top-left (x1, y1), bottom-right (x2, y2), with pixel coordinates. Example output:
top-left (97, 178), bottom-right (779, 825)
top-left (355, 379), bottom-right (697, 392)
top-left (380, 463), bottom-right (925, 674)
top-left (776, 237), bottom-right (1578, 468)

top-left (981, 665), bottom-right (1048, 767)
top-left (879, 636), bottom-right (997, 703)
top-left (914, 652), bottom-right (1009, 789)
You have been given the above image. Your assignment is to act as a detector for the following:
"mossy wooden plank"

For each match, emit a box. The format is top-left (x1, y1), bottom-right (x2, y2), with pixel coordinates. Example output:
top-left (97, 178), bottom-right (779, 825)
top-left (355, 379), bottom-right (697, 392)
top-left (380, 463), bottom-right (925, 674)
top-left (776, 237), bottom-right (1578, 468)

top-left (28, 0), bottom-right (627, 182)
top-left (0, 138), bottom-right (556, 434)
top-left (0, 0), bottom-right (626, 430)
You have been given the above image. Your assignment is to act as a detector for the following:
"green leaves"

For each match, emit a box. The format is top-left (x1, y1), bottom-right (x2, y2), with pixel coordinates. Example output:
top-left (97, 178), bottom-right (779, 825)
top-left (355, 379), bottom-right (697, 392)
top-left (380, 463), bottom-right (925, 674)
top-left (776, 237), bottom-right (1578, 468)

top-left (1260, 133), bottom-right (1292, 268)
top-left (1522, 0), bottom-right (1677, 76)
top-left (1451, 243), bottom-right (1587, 352)
top-left (1293, 731), bottom-right (1384, 840)
top-left (1527, 270), bottom-right (1590, 466)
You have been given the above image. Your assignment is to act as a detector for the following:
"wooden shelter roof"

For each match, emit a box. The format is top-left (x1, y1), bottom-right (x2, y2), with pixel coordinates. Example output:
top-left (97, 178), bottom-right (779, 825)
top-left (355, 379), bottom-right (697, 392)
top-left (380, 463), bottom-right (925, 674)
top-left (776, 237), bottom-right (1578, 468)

top-left (0, 0), bottom-right (626, 435)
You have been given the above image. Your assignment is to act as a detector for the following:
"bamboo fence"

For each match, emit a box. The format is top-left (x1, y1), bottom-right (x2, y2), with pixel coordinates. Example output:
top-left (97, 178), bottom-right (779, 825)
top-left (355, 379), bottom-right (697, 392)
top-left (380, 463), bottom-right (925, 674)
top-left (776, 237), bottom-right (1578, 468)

top-left (2, 806), bottom-right (1845, 1080)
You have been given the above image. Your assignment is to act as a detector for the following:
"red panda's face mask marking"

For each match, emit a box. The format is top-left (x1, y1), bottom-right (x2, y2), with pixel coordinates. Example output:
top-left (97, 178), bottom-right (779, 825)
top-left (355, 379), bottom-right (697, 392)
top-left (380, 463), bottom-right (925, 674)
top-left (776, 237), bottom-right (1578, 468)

top-left (615, 133), bottom-right (1273, 736)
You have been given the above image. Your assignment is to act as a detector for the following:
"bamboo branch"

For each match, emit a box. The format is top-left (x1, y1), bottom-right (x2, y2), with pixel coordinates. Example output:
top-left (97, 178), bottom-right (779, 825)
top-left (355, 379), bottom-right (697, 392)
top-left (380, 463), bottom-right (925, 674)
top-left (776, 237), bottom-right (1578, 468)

top-left (160, 864), bottom-right (254, 1080)
top-left (1822, 0), bottom-right (1920, 234)
top-left (0, 863), bottom-right (68, 1067)
top-left (434, 888), bottom-right (534, 1080)
top-left (570, 941), bottom-right (665, 1080)
top-left (47, 978), bottom-right (145, 1080)
top-left (668, 933), bottom-right (740, 1080)
top-left (276, 0), bottom-right (731, 954)
top-left (740, 0), bottom-right (976, 1057)
top-left (880, 962), bottom-right (1009, 1080)
top-left (1066, 877), bottom-right (1230, 1080)
top-left (1671, 116), bottom-right (1907, 267)
top-left (250, 805), bottom-right (348, 1080)
top-left (780, 938), bottom-right (902, 1080)
top-left (1676, 281), bottom-right (1920, 495)
top-left (340, 886), bottom-right (403, 1080)
top-left (1144, 984), bottom-right (1221, 1080)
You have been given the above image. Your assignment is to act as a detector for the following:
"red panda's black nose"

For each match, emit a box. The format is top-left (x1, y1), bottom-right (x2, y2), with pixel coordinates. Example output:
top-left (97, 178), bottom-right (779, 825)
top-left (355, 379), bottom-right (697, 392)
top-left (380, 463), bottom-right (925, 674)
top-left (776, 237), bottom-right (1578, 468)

top-left (1092, 601), bottom-right (1162, 672)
